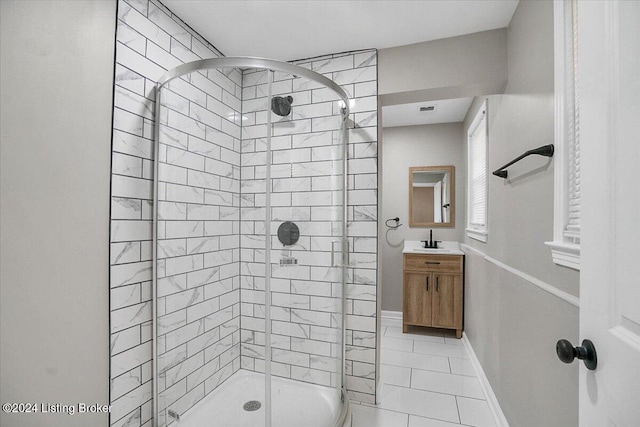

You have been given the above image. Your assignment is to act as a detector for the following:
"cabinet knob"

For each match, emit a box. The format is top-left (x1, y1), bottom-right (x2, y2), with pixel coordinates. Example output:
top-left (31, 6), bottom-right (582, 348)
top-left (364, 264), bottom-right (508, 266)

top-left (556, 339), bottom-right (597, 370)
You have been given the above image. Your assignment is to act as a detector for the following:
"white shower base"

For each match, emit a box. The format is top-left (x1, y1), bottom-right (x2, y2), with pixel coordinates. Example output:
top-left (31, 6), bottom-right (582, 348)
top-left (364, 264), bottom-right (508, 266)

top-left (177, 369), bottom-right (351, 427)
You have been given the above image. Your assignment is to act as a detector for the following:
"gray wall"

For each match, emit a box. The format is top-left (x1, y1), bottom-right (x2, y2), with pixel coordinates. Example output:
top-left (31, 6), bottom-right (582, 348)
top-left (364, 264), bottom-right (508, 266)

top-left (381, 123), bottom-right (465, 311)
top-left (462, 1), bottom-right (579, 426)
top-left (108, 2), bottom-right (234, 424)
top-left (0, 1), bottom-right (115, 427)
top-left (378, 29), bottom-right (510, 314)
top-left (463, 249), bottom-right (579, 426)
top-left (378, 29), bottom-right (508, 106)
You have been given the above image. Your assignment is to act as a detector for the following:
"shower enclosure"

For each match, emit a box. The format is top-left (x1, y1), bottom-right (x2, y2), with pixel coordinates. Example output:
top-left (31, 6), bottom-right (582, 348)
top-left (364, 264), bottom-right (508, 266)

top-left (152, 57), bottom-right (351, 427)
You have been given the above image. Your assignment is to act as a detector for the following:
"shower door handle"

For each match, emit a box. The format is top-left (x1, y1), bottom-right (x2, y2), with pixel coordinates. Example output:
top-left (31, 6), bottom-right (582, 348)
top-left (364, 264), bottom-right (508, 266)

top-left (331, 240), bottom-right (341, 267)
top-left (345, 240), bottom-right (350, 267)
top-left (331, 240), bottom-right (349, 267)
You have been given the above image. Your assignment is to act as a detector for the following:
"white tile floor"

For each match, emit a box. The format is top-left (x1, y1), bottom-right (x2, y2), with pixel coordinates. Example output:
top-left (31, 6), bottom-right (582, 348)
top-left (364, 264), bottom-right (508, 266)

top-left (351, 326), bottom-right (497, 427)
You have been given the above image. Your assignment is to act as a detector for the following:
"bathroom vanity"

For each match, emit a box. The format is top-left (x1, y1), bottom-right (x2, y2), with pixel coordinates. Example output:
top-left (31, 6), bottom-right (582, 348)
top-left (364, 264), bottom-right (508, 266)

top-left (402, 241), bottom-right (464, 338)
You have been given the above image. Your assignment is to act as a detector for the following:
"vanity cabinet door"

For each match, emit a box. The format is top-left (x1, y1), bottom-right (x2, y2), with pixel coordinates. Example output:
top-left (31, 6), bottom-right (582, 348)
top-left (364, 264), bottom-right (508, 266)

top-left (431, 273), bottom-right (463, 332)
top-left (402, 253), bottom-right (464, 337)
top-left (403, 272), bottom-right (432, 327)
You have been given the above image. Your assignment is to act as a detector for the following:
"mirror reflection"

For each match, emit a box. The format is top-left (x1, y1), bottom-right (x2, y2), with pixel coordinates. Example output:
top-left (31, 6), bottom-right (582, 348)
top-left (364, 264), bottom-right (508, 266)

top-left (409, 165), bottom-right (455, 227)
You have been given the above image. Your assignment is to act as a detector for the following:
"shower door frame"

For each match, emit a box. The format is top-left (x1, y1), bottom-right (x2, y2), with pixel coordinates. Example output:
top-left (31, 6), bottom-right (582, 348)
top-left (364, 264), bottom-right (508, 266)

top-left (152, 56), bottom-right (351, 427)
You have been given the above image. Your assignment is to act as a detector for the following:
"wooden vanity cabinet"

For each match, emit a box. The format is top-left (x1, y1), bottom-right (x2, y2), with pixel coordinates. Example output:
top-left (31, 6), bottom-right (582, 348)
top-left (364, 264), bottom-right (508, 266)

top-left (403, 253), bottom-right (464, 338)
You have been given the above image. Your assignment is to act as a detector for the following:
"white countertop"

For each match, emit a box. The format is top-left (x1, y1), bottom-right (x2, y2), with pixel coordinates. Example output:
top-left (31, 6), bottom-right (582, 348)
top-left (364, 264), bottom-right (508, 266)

top-left (402, 240), bottom-right (464, 255)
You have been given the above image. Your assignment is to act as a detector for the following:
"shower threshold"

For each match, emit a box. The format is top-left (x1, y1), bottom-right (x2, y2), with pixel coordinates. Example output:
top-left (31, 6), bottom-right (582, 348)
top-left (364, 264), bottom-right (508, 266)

top-left (173, 369), bottom-right (351, 427)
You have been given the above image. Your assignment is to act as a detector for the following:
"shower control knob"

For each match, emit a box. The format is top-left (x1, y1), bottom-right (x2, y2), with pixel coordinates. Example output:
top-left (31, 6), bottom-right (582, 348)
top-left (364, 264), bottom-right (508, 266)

top-left (277, 221), bottom-right (300, 246)
top-left (556, 339), bottom-right (597, 370)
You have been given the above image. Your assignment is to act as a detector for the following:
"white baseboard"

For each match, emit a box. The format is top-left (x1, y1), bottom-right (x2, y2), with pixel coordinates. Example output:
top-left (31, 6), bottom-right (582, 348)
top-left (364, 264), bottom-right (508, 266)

top-left (381, 310), bottom-right (402, 328)
top-left (461, 333), bottom-right (510, 427)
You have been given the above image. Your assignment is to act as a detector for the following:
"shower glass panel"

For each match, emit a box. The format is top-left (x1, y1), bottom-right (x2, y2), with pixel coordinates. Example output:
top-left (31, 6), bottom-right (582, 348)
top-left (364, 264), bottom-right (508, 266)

top-left (154, 64), bottom-right (245, 427)
top-left (153, 58), bottom-right (350, 427)
top-left (261, 69), bottom-right (346, 426)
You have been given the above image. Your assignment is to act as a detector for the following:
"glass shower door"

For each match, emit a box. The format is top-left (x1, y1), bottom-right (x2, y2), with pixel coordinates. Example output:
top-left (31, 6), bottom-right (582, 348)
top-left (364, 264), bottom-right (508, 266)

top-left (262, 69), bottom-right (347, 427)
top-left (153, 57), bottom-right (351, 427)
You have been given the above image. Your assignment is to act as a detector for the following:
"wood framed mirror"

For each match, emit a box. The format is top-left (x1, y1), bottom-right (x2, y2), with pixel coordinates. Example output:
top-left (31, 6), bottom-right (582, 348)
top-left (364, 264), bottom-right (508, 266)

top-left (409, 165), bottom-right (455, 227)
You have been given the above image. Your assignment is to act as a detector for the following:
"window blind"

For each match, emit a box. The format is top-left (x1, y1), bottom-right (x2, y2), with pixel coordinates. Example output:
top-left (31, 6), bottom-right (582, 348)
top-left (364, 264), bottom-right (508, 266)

top-left (565, 0), bottom-right (580, 242)
top-left (468, 107), bottom-right (487, 229)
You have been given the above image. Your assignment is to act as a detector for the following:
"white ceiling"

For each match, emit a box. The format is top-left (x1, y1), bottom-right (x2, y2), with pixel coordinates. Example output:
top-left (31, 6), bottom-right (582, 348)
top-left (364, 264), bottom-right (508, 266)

top-left (163, 0), bottom-right (517, 127)
top-left (163, 0), bottom-right (519, 62)
top-left (382, 98), bottom-right (474, 128)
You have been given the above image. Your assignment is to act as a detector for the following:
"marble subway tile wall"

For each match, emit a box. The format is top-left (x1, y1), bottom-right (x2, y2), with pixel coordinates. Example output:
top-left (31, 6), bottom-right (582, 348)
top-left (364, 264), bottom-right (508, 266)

top-left (109, 1), bottom-right (239, 426)
top-left (154, 64), bottom-right (242, 427)
top-left (111, 0), bottom-right (380, 423)
top-left (239, 67), bottom-right (345, 389)
top-left (239, 50), bottom-right (379, 403)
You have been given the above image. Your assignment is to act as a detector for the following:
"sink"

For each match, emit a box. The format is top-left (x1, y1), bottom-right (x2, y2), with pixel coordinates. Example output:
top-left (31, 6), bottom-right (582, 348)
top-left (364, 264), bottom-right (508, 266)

top-left (410, 247), bottom-right (451, 253)
top-left (403, 240), bottom-right (464, 255)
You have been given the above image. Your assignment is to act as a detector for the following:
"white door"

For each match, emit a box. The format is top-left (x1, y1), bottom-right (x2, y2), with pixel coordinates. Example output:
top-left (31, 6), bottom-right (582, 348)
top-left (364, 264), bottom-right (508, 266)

top-left (579, 1), bottom-right (640, 425)
top-left (433, 181), bottom-right (442, 222)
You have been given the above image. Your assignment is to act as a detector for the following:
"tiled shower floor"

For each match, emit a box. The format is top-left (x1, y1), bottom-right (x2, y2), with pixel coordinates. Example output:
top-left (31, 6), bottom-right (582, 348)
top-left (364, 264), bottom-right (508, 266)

top-left (351, 326), bottom-right (497, 427)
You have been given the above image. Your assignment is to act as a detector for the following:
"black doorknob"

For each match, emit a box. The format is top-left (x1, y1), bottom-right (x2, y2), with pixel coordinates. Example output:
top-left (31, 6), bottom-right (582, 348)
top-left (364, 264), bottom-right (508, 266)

top-left (556, 339), bottom-right (597, 370)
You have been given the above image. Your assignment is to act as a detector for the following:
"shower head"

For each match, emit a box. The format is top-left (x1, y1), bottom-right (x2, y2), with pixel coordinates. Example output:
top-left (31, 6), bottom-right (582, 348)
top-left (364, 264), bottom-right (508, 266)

top-left (271, 96), bottom-right (293, 117)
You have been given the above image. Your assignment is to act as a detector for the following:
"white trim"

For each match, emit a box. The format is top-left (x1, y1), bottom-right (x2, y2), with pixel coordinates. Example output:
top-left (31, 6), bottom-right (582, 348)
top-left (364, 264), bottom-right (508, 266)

top-left (549, 0), bottom-right (581, 270)
top-left (552, 0), bottom-right (569, 246)
top-left (462, 333), bottom-right (510, 427)
top-left (465, 228), bottom-right (488, 243)
top-left (544, 240), bottom-right (580, 269)
top-left (468, 101), bottom-right (487, 135)
top-left (467, 100), bottom-right (489, 241)
top-left (461, 243), bottom-right (580, 307)
top-left (381, 310), bottom-right (402, 328)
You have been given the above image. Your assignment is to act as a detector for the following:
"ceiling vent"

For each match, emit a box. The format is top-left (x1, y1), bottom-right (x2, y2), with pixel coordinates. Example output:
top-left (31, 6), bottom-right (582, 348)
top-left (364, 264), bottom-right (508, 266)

top-left (419, 106), bottom-right (435, 112)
